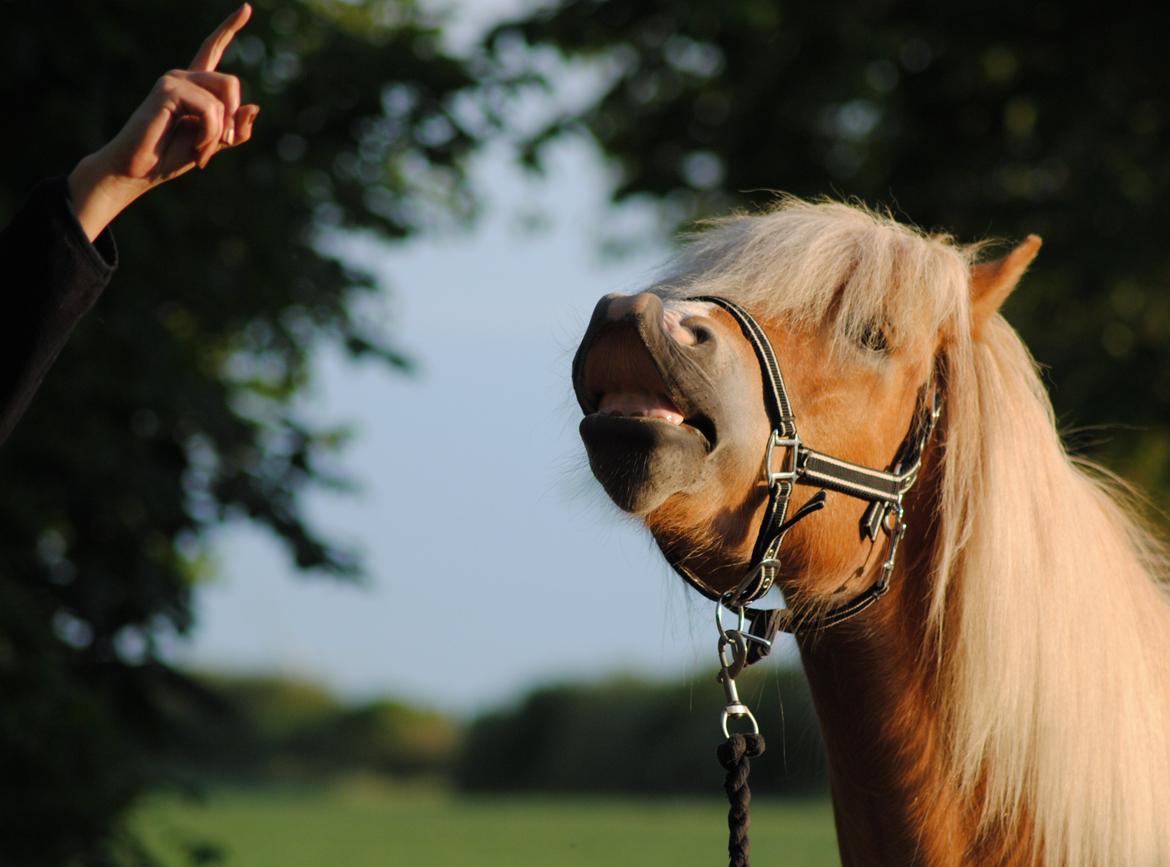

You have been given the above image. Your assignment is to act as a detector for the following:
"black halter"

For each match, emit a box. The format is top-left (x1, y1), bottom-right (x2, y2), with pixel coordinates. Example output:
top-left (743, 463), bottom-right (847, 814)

top-left (670, 296), bottom-right (941, 646)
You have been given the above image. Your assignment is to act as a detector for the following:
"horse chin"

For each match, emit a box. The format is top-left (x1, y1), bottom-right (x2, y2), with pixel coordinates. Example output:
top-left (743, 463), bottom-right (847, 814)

top-left (579, 413), bottom-right (710, 514)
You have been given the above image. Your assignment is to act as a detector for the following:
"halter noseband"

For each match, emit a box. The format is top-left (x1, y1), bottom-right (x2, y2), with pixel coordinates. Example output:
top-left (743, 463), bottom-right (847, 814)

top-left (671, 295), bottom-right (941, 648)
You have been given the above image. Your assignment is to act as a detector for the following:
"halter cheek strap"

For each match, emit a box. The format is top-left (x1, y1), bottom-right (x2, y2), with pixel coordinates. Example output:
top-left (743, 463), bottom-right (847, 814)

top-left (668, 295), bottom-right (941, 646)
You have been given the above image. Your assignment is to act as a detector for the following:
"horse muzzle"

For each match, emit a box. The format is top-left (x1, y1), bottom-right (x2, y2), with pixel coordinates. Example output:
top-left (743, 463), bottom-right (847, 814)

top-left (572, 292), bottom-right (746, 513)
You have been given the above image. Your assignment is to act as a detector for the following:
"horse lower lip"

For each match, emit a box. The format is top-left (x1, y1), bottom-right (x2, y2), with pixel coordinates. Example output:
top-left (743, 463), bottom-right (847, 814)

top-left (587, 412), bottom-right (712, 449)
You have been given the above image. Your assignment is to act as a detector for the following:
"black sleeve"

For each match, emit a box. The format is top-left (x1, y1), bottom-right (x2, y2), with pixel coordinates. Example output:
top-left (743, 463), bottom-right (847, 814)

top-left (0, 176), bottom-right (118, 448)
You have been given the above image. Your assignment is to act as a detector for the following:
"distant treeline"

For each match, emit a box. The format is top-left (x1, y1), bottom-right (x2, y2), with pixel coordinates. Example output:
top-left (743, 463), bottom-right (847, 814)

top-left (162, 673), bottom-right (460, 784)
top-left (455, 666), bottom-right (826, 796)
top-left (169, 665), bottom-right (828, 796)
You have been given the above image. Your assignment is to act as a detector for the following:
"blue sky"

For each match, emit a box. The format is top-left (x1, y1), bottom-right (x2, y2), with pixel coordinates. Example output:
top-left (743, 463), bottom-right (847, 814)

top-left (171, 134), bottom-right (800, 715)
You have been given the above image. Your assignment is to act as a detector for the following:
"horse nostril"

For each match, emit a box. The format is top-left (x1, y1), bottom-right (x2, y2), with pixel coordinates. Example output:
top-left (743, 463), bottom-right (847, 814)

top-left (677, 315), bottom-right (714, 346)
top-left (662, 306), bottom-right (715, 347)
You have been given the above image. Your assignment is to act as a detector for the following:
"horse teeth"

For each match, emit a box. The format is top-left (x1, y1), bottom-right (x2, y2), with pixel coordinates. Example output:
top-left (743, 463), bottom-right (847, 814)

top-left (598, 392), bottom-right (684, 424)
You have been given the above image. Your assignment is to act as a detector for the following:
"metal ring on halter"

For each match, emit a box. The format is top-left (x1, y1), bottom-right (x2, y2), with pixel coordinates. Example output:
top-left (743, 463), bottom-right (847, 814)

top-left (717, 596), bottom-right (774, 657)
top-left (721, 704), bottom-right (760, 738)
top-left (883, 500), bottom-right (904, 532)
top-left (715, 597), bottom-right (747, 641)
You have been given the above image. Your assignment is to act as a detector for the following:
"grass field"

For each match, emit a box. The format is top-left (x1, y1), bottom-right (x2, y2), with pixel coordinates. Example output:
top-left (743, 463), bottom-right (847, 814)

top-left (134, 782), bottom-right (841, 866)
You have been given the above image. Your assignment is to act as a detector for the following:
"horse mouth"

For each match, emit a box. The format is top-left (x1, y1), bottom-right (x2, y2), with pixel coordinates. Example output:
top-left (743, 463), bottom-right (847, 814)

top-left (577, 327), bottom-right (715, 449)
top-left (589, 398), bottom-right (715, 449)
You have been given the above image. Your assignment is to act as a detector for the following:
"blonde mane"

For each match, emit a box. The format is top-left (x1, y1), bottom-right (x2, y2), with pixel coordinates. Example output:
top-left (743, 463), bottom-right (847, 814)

top-left (657, 198), bottom-right (1170, 867)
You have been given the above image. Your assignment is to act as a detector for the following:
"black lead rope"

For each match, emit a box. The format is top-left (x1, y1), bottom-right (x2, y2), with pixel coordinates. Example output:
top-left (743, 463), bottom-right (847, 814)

top-left (718, 732), bottom-right (766, 867)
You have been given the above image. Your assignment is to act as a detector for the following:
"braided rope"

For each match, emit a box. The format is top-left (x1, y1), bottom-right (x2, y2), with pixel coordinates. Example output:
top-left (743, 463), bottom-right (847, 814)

top-left (716, 732), bottom-right (767, 867)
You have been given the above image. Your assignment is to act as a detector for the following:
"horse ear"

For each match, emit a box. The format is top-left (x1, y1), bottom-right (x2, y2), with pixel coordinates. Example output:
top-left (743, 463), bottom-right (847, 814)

top-left (970, 235), bottom-right (1042, 333)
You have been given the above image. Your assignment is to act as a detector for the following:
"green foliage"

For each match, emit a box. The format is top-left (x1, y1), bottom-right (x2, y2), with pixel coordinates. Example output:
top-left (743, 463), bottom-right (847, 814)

top-left (0, 1), bottom-right (491, 862)
top-left (493, 0), bottom-right (1170, 497)
top-left (455, 666), bottom-right (826, 796)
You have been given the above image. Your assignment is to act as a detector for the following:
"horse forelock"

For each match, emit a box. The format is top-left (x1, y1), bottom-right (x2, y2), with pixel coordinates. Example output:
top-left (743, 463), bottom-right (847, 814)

top-left (651, 195), bottom-right (976, 360)
top-left (654, 196), bottom-right (1170, 866)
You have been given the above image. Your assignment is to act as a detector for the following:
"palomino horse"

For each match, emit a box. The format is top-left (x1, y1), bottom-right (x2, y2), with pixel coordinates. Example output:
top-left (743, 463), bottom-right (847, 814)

top-left (572, 199), bottom-right (1170, 867)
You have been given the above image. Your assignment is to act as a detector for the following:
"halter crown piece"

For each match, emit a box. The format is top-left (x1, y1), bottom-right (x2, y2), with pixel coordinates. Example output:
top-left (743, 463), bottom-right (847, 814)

top-left (675, 295), bottom-right (942, 658)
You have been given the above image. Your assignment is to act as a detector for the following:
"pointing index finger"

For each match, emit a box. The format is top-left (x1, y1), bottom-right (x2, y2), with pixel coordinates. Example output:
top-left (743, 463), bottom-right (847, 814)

top-left (191, 3), bottom-right (252, 72)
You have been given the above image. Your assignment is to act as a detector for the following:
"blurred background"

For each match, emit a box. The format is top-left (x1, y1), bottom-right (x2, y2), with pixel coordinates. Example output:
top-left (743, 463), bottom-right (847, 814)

top-left (2, 1), bottom-right (1169, 864)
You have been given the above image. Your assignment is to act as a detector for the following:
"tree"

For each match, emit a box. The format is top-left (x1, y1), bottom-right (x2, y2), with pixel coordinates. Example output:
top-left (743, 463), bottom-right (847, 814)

top-left (0, 1), bottom-right (492, 862)
top-left (492, 0), bottom-right (1170, 495)
top-left (455, 669), bottom-right (825, 796)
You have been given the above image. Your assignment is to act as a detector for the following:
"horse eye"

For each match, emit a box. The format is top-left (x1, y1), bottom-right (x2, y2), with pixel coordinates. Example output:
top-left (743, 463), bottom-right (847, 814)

top-left (859, 322), bottom-right (890, 353)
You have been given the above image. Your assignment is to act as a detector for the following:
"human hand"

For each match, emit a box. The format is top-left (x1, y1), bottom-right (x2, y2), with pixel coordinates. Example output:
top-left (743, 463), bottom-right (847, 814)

top-left (68, 4), bottom-right (261, 240)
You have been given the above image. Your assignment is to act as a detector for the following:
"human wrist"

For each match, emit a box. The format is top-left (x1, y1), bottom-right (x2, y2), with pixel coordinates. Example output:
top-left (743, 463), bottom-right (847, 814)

top-left (67, 151), bottom-right (146, 242)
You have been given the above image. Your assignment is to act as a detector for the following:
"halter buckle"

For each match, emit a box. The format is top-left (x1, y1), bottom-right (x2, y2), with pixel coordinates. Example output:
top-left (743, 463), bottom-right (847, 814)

top-left (764, 429), bottom-right (801, 487)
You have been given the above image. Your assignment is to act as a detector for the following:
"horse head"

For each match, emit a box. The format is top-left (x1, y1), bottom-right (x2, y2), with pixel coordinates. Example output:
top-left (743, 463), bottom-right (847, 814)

top-left (574, 199), bottom-right (1039, 615)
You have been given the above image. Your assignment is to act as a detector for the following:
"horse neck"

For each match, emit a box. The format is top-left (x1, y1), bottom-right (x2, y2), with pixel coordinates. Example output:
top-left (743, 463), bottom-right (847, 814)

top-left (794, 476), bottom-right (1031, 867)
